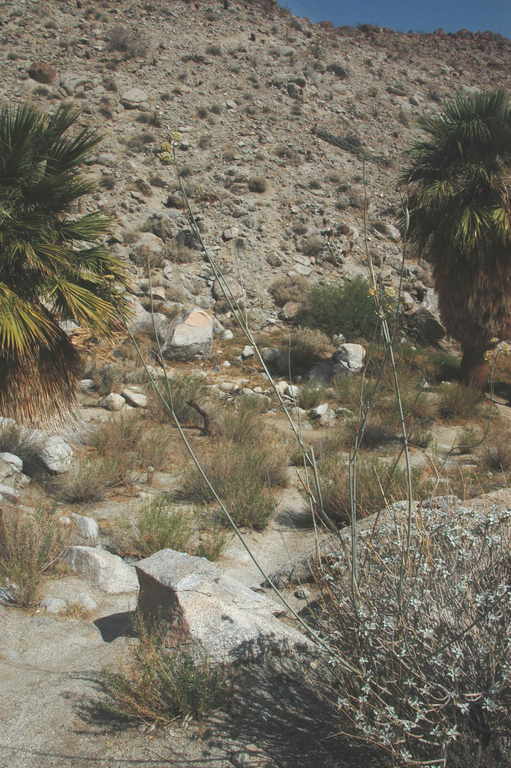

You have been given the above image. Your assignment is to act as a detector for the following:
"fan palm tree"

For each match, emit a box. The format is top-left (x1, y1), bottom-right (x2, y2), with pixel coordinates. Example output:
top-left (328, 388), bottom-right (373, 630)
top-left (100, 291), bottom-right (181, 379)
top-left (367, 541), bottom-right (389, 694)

top-left (0, 103), bottom-right (130, 424)
top-left (402, 90), bottom-right (511, 388)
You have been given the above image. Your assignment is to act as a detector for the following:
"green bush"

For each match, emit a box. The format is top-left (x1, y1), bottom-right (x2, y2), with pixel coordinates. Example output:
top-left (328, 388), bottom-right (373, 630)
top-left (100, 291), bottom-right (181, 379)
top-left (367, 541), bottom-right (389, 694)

top-left (273, 328), bottom-right (334, 376)
top-left (150, 374), bottom-right (209, 426)
top-left (136, 497), bottom-right (194, 557)
top-left (301, 276), bottom-right (384, 340)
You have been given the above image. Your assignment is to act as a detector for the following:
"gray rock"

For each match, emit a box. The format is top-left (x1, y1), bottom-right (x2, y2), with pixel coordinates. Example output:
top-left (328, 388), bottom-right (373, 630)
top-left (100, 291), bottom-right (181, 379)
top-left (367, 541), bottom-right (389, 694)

top-left (120, 87), bottom-right (149, 109)
top-left (71, 514), bottom-right (99, 544)
top-left (159, 308), bottom-right (214, 361)
top-left (333, 343), bottom-right (366, 373)
top-left (121, 388), bottom-right (148, 408)
top-left (100, 393), bottom-right (126, 411)
top-left (38, 436), bottom-right (73, 474)
top-left (40, 597), bottom-right (67, 614)
top-left (212, 277), bottom-right (244, 303)
top-left (64, 547), bottom-right (139, 593)
top-left (135, 550), bottom-right (310, 660)
top-left (79, 379), bottom-right (95, 392)
top-left (241, 345), bottom-right (255, 359)
top-left (0, 453), bottom-right (23, 474)
top-left (0, 484), bottom-right (20, 503)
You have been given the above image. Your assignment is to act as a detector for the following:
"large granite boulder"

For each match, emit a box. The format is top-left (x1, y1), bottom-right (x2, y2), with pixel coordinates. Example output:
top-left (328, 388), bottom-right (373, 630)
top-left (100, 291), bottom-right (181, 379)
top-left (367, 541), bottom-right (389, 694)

top-left (158, 308), bottom-right (214, 361)
top-left (135, 550), bottom-right (310, 660)
top-left (64, 546), bottom-right (138, 593)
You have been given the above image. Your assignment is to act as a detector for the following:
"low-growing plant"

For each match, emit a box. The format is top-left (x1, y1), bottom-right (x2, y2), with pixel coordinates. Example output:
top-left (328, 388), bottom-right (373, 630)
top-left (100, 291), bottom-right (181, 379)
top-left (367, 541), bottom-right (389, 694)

top-left (248, 176), bottom-right (267, 193)
top-left (95, 619), bottom-right (227, 724)
top-left (269, 275), bottom-right (310, 306)
top-left (274, 329), bottom-right (334, 376)
top-left (134, 497), bottom-right (193, 558)
top-left (319, 502), bottom-right (511, 766)
top-left (438, 382), bottom-right (483, 420)
top-left (149, 374), bottom-right (209, 427)
top-left (297, 383), bottom-right (329, 409)
top-left (0, 507), bottom-right (68, 606)
top-left (301, 276), bottom-right (385, 340)
top-left (318, 455), bottom-right (427, 526)
top-left (107, 25), bottom-right (148, 58)
top-left (53, 456), bottom-right (127, 503)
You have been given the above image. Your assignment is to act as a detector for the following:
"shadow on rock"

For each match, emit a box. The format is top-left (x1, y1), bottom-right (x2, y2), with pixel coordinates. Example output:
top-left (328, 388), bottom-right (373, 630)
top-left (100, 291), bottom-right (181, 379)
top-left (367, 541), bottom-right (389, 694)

top-left (94, 611), bottom-right (138, 642)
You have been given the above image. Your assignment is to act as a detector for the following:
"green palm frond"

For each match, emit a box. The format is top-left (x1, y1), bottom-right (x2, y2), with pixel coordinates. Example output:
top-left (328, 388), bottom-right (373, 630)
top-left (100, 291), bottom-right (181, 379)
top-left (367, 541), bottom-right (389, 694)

top-left (0, 102), bottom-right (132, 424)
top-left (0, 284), bottom-right (56, 354)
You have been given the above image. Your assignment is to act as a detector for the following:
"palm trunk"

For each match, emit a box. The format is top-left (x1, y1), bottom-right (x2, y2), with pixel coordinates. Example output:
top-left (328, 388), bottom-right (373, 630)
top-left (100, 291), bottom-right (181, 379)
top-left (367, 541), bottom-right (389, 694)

top-left (460, 344), bottom-right (489, 390)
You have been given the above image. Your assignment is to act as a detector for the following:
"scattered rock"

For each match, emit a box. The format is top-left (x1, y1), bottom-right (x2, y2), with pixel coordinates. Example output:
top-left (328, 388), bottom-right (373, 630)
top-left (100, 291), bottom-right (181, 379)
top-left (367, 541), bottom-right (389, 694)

top-left (135, 550), bottom-right (310, 660)
top-left (64, 547), bottom-right (139, 593)
top-left (241, 345), bottom-right (255, 359)
top-left (100, 393), bottom-right (126, 411)
top-left (71, 514), bottom-right (99, 544)
top-left (159, 308), bottom-right (214, 361)
top-left (38, 435), bottom-right (73, 474)
top-left (28, 62), bottom-right (57, 84)
top-left (121, 388), bottom-right (148, 408)
top-left (333, 343), bottom-right (366, 373)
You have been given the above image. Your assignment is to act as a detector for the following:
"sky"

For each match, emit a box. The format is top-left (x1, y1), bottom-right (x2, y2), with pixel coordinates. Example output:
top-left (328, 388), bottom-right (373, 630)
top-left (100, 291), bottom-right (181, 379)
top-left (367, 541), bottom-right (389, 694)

top-left (284, 1), bottom-right (511, 39)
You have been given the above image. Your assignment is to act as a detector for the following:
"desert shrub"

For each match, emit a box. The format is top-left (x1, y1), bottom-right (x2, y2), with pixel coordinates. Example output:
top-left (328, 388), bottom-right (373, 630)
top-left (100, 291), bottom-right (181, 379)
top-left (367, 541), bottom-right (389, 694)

top-left (179, 437), bottom-right (287, 531)
top-left (247, 176), bottom-right (267, 193)
top-left (0, 422), bottom-right (44, 475)
top-left (96, 620), bottom-right (227, 724)
top-left (269, 275), bottom-right (310, 306)
top-left (133, 497), bottom-right (193, 558)
top-left (0, 507), bottom-right (68, 606)
top-left (318, 455), bottom-right (426, 526)
top-left (107, 25), bottom-right (147, 58)
top-left (217, 396), bottom-right (264, 444)
top-left (149, 374), bottom-right (209, 427)
top-left (274, 329), bottom-right (334, 376)
top-left (438, 383), bottom-right (483, 420)
top-left (482, 423), bottom-right (511, 471)
top-left (319, 502), bottom-right (511, 766)
top-left (297, 383), bottom-right (329, 409)
top-left (53, 456), bottom-right (128, 503)
top-left (302, 235), bottom-right (323, 257)
top-left (301, 276), bottom-right (384, 340)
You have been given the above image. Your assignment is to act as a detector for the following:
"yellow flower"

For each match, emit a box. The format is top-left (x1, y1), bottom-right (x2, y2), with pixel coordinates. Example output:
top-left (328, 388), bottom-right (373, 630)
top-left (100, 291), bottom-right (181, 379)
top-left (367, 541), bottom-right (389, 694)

top-left (170, 131), bottom-right (182, 143)
top-left (160, 141), bottom-right (171, 152)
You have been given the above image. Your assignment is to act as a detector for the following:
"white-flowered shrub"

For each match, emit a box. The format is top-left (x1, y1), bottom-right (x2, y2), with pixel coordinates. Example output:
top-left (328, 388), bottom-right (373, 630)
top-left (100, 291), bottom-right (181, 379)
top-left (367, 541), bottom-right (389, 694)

top-left (319, 498), bottom-right (511, 766)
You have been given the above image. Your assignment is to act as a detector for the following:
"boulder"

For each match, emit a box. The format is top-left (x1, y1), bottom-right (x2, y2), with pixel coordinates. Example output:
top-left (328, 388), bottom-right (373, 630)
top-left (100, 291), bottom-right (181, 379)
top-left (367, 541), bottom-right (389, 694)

top-left (333, 343), bottom-right (366, 373)
top-left (28, 62), bottom-right (57, 84)
top-left (405, 290), bottom-right (445, 344)
top-left (38, 435), bottom-right (73, 474)
top-left (100, 393), bottom-right (126, 411)
top-left (212, 277), bottom-right (244, 303)
top-left (0, 484), bottom-right (20, 504)
top-left (121, 388), bottom-right (148, 408)
top-left (64, 547), bottom-right (139, 593)
top-left (0, 455), bottom-right (29, 490)
top-left (159, 308), bottom-right (214, 361)
top-left (120, 87), bottom-right (149, 109)
top-left (70, 513), bottom-right (99, 544)
top-left (135, 550), bottom-right (310, 660)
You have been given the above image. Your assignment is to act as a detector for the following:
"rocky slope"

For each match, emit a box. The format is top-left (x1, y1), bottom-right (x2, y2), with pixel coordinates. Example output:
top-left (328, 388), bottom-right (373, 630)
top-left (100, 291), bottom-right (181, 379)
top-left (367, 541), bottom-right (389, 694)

top-left (3, 0), bottom-right (511, 326)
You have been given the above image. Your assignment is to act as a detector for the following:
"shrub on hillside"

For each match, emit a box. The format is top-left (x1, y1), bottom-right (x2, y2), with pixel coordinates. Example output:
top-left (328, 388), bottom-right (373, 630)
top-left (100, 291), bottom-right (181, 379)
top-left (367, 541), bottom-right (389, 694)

top-left (273, 328), bottom-right (334, 376)
top-left (301, 276), bottom-right (385, 340)
top-left (269, 275), bottom-right (311, 306)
